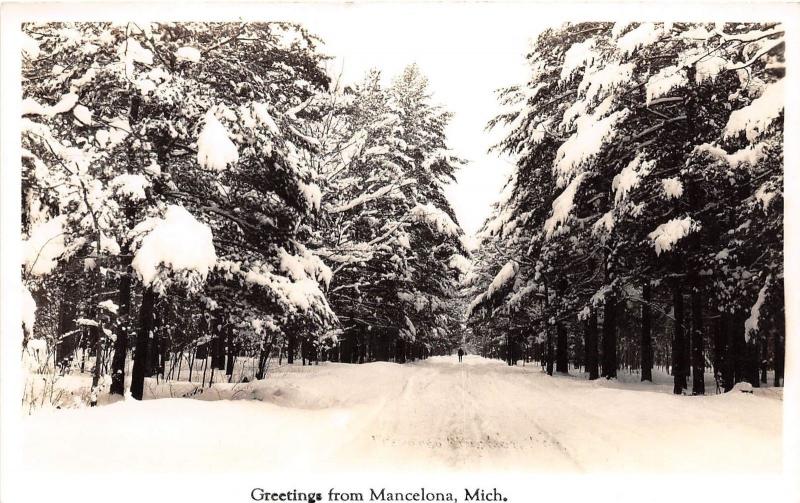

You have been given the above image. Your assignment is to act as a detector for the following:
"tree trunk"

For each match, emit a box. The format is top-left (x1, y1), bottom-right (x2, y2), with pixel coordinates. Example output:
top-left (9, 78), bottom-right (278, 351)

top-left (287, 332), bottom-right (295, 364)
top-left (584, 310), bottom-right (598, 380)
top-left (210, 310), bottom-right (225, 370)
top-left (641, 282), bottom-right (653, 382)
top-left (56, 289), bottom-right (78, 373)
top-left (760, 333), bottom-right (768, 384)
top-left (90, 304), bottom-right (103, 390)
top-left (712, 312), bottom-right (724, 390)
top-left (774, 291), bottom-right (785, 386)
top-left (256, 335), bottom-right (272, 380)
top-left (147, 311), bottom-right (160, 378)
top-left (731, 311), bottom-right (750, 385)
top-left (601, 296), bottom-right (617, 379)
top-left (110, 263), bottom-right (131, 395)
top-left (131, 286), bottom-right (156, 400)
top-left (690, 287), bottom-right (705, 395)
top-left (556, 322), bottom-right (568, 373)
top-left (720, 312), bottom-right (735, 391)
top-left (226, 326), bottom-right (236, 378)
top-left (672, 281), bottom-right (687, 395)
top-left (543, 286), bottom-right (554, 376)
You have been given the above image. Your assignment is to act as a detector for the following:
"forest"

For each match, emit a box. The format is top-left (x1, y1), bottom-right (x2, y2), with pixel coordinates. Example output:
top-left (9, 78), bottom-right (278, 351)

top-left (19, 21), bottom-right (785, 409)
top-left (466, 22), bottom-right (785, 395)
top-left (20, 22), bottom-right (468, 403)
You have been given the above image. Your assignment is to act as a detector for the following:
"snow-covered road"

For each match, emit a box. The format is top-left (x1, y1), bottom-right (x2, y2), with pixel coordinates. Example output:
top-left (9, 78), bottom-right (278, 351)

top-left (20, 355), bottom-right (782, 473)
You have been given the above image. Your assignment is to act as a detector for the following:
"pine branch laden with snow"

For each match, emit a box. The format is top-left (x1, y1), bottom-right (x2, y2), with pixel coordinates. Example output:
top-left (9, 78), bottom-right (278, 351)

top-left (175, 46), bottom-right (201, 63)
top-left (616, 22), bottom-right (663, 56)
top-left (109, 173), bottom-right (150, 201)
top-left (612, 154), bottom-right (653, 204)
top-left (544, 173), bottom-right (585, 238)
top-left (448, 254), bottom-right (472, 275)
top-left (554, 110), bottom-right (629, 186)
top-left (196, 110), bottom-right (240, 171)
top-left (660, 178), bottom-right (684, 200)
top-left (645, 66), bottom-right (688, 105)
top-left (410, 203), bottom-right (461, 238)
top-left (131, 205), bottom-right (217, 292)
top-left (724, 79), bottom-right (784, 141)
top-left (648, 217), bottom-right (699, 255)
top-left (23, 216), bottom-right (66, 276)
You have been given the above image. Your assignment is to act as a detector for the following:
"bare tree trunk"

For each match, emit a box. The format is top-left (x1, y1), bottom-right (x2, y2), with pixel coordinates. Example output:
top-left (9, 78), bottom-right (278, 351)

top-left (640, 282), bottom-right (653, 382)
top-left (690, 287), bottom-right (705, 395)
top-left (256, 335), bottom-right (272, 380)
top-left (211, 310), bottom-right (226, 370)
top-left (760, 333), bottom-right (768, 384)
top-left (672, 280), bottom-right (687, 395)
top-left (543, 284), bottom-right (554, 376)
top-left (287, 333), bottom-right (296, 364)
top-left (601, 295), bottom-right (617, 379)
top-left (131, 286), bottom-right (156, 400)
top-left (56, 277), bottom-right (78, 373)
top-left (110, 260), bottom-right (131, 394)
top-left (555, 322), bottom-right (568, 373)
top-left (584, 309), bottom-right (599, 380)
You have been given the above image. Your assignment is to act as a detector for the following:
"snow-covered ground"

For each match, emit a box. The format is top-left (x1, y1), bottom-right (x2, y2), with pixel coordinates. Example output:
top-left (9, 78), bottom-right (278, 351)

top-left (18, 355), bottom-right (782, 474)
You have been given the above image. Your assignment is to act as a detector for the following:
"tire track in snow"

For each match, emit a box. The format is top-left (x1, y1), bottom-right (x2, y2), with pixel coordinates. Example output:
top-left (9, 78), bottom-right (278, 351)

top-left (457, 362), bottom-right (583, 471)
top-left (477, 365), bottom-right (585, 471)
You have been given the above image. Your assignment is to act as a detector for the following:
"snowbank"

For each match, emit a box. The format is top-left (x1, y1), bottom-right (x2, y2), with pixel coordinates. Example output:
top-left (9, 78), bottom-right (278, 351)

top-left (17, 355), bottom-right (782, 475)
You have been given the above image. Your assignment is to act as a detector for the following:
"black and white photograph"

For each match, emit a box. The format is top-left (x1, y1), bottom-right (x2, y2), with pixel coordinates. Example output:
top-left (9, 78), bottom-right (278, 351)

top-left (1, 2), bottom-right (798, 502)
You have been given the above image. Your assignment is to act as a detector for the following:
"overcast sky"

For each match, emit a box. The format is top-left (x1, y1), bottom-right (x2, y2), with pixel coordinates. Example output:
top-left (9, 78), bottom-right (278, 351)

top-left (277, 3), bottom-right (549, 235)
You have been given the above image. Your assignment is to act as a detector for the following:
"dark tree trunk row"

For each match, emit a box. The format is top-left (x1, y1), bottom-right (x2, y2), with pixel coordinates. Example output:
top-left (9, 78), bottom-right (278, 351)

top-left (640, 282), bottom-right (652, 382)
top-left (601, 295), bottom-right (616, 379)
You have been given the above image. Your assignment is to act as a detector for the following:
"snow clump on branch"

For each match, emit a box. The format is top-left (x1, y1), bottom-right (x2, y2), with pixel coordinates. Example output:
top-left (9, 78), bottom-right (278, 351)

top-left (648, 217), bottom-right (699, 255)
top-left (197, 109), bottom-right (240, 171)
top-left (411, 204), bottom-right (460, 237)
top-left (131, 205), bottom-right (217, 290)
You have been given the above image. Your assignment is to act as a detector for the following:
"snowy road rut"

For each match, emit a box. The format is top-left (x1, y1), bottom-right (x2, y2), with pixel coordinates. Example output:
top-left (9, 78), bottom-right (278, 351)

top-left (21, 355), bottom-right (782, 473)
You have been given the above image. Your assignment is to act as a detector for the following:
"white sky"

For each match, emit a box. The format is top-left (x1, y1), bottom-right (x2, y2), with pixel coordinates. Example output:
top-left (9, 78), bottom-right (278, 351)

top-left (281, 3), bottom-right (550, 235)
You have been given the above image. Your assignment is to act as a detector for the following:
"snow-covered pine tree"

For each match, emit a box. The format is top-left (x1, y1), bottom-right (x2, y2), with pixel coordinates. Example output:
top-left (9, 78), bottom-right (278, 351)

top-left (470, 22), bottom-right (784, 393)
top-left (21, 22), bottom-right (338, 398)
